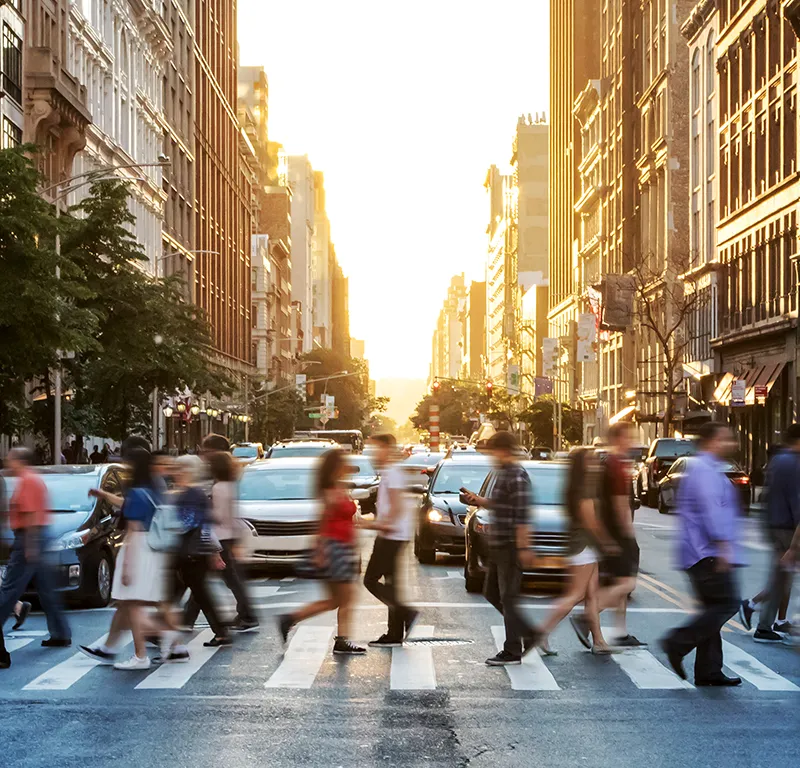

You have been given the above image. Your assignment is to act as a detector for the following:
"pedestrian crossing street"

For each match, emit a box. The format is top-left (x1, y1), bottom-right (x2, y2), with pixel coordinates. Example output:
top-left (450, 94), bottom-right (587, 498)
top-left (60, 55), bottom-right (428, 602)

top-left (3, 624), bottom-right (798, 697)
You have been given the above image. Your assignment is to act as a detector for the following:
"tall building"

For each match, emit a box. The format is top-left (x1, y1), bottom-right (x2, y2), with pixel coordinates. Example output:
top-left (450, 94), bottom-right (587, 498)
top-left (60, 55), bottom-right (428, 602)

top-left (1, 0), bottom-right (24, 151)
top-left (461, 280), bottom-right (486, 381)
top-left (331, 252), bottom-right (351, 357)
top-left (286, 154), bottom-right (315, 353)
top-left (485, 164), bottom-right (511, 384)
top-left (515, 115), bottom-right (549, 282)
top-left (429, 275), bottom-right (466, 384)
top-left (194, 0), bottom-right (252, 374)
top-left (311, 170), bottom-right (332, 348)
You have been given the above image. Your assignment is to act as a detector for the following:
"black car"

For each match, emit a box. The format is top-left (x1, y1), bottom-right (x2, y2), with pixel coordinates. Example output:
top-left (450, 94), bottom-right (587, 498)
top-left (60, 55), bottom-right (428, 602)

top-left (0, 465), bottom-right (126, 607)
top-left (638, 437), bottom-right (698, 507)
top-left (657, 457), bottom-right (751, 515)
top-left (346, 454), bottom-right (381, 513)
top-left (412, 456), bottom-right (492, 564)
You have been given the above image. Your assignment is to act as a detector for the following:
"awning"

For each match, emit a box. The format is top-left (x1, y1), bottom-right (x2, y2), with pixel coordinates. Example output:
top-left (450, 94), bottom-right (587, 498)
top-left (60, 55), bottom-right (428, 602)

top-left (746, 361), bottom-right (785, 404)
top-left (608, 405), bottom-right (636, 425)
top-left (712, 372), bottom-right (734, 404)
top-left (713, 362), bottom-right (786, 406)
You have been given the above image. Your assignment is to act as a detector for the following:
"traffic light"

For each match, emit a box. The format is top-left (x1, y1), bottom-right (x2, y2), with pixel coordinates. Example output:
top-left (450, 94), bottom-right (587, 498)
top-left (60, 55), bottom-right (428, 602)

top-left (485, 380), bottom-right (493, 399)
top-left (432, 379), bottom-right (440, 396)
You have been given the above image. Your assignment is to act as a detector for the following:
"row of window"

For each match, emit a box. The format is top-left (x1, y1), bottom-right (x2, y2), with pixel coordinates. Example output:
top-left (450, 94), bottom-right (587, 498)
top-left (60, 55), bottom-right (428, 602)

top-left (2, 116), bottom-right (21, 149)
top-left (2, 23), bottom-right (22, 106)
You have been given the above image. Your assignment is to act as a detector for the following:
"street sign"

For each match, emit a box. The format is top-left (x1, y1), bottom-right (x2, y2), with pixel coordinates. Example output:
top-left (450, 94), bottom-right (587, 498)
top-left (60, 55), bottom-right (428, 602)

top-left (308, 412), bottom-right (321, 419)
top-left (577, 313), bottom-right (597, 362)
top-left (754, 384), bottom-right (768, 400)
top-left (542, 338), bottom-right (559, 377)
top-left (507, 364), bottom-right (520, 395)
top-left (295, 374), bottom-right (307, 403)
top-left (320, 415), bottom-right (329, 426)
top-left (731, 379), bottom-right (746, 407)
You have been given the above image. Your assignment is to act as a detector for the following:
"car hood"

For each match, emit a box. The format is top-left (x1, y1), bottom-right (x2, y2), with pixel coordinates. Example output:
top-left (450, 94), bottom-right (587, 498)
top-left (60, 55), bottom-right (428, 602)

top-left (1, 510), bottom-right (92, 543)
top-left (475, 504), bottom-right (567, 533)
top-left (238, 499), bottom-right (320, 522)
top-left (431, 494), bottom-right (467, 517)
top-left (352, 476), bottom-right (380, 487)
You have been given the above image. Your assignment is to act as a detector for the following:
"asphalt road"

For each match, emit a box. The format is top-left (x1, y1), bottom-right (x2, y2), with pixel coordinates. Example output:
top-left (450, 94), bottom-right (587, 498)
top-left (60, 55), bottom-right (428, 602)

top-left (2, 506), bottom-right (798, 768)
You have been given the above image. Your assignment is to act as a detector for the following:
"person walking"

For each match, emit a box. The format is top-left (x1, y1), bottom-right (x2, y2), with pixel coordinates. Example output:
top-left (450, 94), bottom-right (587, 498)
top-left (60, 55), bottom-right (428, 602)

top-left (89, 445), bottom-right (104, 465)
top-left (738, 424), bottom-right (800, 641)
top-left (542, 448), bottom-right (615, 655)
top-left (661, 421), bottom-right (744, 686)
top-left (363, 433), bottom-right (419, 648)
top-left (278, 450), bottom-right (365, 655)
top-left (461, 431), bottom-right (540, 666)
top-left (0, 448), bottom-right (72, 671)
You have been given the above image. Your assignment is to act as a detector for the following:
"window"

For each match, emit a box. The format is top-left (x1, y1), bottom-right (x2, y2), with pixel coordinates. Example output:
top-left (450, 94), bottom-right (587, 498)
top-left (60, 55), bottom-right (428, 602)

top-left (2, 117), bottom-right (21, 149)
top-left (2, 24), bottom-right (23, 104)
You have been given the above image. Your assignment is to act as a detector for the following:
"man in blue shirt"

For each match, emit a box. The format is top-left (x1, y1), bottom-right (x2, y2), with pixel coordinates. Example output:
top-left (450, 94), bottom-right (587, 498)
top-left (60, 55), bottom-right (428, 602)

top-left (661, 422), bottom-right (744, 686)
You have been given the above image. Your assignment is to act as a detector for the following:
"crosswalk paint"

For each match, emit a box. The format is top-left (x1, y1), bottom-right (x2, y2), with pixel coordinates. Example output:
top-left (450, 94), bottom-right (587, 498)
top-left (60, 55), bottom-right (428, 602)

top-left (265, 625), bottom-right (334, 689)
top-left (721, 641), bottom-right (800, 691)
top-left (249, 585), bottom-right (281, 598)
top-left (5, 637), bottom-right (36, 652)
top-left (23, 632), bottom-right (132, 691)
top-left (136, 630), bottom-right (219, 690)
top-left (612, 650), bottom-right (694, 689)
top-left (490, 626), bottom-right (560, 691)
top-left (391, 625), bottom-right (436, 690)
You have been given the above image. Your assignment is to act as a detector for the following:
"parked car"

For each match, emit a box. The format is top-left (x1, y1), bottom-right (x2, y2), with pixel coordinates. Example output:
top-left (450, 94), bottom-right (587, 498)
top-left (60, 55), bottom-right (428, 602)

top-left (237, 458), bottom-right (369, 567)
top-left (412, 455), bottom-right (492, 564)
top-left (638, 437), bottom-right (698, 507)
top-left (267, 439), bottom-right (338, 460)
top-left (463, 461), bottom-right (570, 593)
top-left (0, 464), bottom-right (126, 607)
top-left (231, 442), bottom-right (265, 465)
top-left (657, 457), bottom-right (751, 515)
top-left (403, 452), bottom-right (445, 487)
top-left (346, 454), bottom-right (381, 514)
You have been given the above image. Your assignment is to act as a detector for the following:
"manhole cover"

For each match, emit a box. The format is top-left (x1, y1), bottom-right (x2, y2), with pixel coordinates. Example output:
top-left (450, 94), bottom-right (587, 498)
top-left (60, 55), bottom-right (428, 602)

top-left (404, 638), bottom-right (474, 647)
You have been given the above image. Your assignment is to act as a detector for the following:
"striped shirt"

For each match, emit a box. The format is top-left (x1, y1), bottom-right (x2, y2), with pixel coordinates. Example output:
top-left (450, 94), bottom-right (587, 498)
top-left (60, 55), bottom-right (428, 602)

top-left (488, 463), bottom-right (532, 548)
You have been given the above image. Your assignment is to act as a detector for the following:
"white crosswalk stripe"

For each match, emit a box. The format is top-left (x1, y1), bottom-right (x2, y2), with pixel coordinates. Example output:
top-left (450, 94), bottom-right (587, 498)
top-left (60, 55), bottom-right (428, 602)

top-left (136, 630), bottom-right (219, 690)
top-left (721, 641), bottom-right (800, 691)
top-left (265, 625), bottom-right (334, 689)
top-left (612, 649), bottom-right (694, 689)
top-left (5, 637), bottom-right (36, 653)
top-left (391, 625), bottom-right (436, 690)
top-left (490, 626), bottom-right (560, 690)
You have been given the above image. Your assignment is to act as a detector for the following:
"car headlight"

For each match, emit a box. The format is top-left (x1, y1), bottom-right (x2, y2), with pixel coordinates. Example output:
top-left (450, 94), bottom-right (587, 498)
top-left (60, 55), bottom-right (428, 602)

top-left (427, 509), bottom-right (444, 522)
top-left (55, 530), bottom-right (91, 551)
top-left (474, 521), bottom-right (489, 534)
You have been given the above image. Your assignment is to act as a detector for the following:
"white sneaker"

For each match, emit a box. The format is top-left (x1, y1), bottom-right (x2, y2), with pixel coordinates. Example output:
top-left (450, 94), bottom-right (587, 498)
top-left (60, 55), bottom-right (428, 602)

top-left (113, 654), bottom-right (151, 671)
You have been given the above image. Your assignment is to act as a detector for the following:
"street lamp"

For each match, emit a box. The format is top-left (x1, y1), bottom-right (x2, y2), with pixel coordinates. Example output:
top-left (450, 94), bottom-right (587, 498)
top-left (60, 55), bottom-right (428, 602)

top-left (190, 404), bottom-right (201, 416)
top-left (163, 405), bottom-right (174, 418)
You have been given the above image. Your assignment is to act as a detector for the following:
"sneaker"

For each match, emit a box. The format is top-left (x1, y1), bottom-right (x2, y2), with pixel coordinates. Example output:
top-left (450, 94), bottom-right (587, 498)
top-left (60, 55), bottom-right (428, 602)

top-left (614, 634), bottom-right (647, 649)
top-left (738, 600), bottom-right (755, 631)
top-left (781, 633), bottom-right (800, 648)
top-left (203, 635), bottom-right (232, 648)
top-left (774, 620), bottom-right (794, 634)
top-left (403, 609), bottom-right (420, 640)
top-left (333, 637), bottom-right (366, 655)
top-left (277, 615), bottom-right (293, 646)
top-left (41, 637), bottom-right (71, 648)
top-left (368, 634), bottom-right (403, 648)
top-left (486, 650), bottom-right (522, 666)
top-left (569, 614), bottom-right (592, 650)
top-left (230, 617), bottom-right (260, 633)
top-left (12, 602), bottom-right (31, 631)
top-left (154, 645), bottom-right (191, 664)
top-left (753, 629), bottom-right (784, 643)
top-left (78, 645), bottom-right (117, 665)
top-left (114, 654), bottom-right (151, 671)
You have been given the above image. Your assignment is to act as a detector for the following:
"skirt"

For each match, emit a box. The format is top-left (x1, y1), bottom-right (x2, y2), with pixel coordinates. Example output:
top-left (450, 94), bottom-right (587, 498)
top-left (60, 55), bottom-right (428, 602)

top-left (569, 546), bottom-right (598, 567)
top-left (111, 530), bottom-right (167, 603)
top-left (321, 537), bottom-right (359, 583)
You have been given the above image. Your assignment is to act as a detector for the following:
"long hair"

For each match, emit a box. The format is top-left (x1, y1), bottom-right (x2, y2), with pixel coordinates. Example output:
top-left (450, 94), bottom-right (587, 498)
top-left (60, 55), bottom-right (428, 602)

top-left (208, 450), bottom-right (236, 483)
top-left (316, 449), bottom-right (345, 500)
top-left (127, 447), bottom-right (153, 489)
top-left (565, 448), bottom-right (590, 522)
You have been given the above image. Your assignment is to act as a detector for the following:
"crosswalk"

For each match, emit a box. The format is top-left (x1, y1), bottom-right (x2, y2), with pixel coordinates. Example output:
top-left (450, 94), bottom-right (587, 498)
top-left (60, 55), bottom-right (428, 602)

top-left (2, 625), bottom-right (797, 696)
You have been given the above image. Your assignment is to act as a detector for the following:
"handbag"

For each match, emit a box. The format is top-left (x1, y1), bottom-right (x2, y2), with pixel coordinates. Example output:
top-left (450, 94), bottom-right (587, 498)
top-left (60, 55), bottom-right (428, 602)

top-left (143, 491), bottom-right (184, 553)
top-left (182, 525), bottom-right (222, 557)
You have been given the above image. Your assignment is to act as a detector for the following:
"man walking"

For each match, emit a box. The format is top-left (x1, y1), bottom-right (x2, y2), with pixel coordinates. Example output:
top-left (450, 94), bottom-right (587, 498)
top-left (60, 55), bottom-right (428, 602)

top-left (738, 424), bottom-right (800, 641)
top-left (462, 431), bottom-right (540, 665)
top-left (661, 422), bottom-right (744, 686)
top-left (0, 448), bottom-right (71, 670)
top-left (364, 433), bottom-right (419, 647)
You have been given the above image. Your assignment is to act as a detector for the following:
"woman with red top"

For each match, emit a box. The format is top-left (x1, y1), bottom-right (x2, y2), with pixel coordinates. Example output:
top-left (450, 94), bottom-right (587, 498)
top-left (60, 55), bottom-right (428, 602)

top-left (277, 450), bottom-right (365, 655)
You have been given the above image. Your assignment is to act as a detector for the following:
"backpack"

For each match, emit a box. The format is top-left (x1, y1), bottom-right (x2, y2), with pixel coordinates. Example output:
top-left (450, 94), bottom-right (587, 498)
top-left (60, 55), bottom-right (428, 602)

top-left (142, 490), bottom-right (185, 553)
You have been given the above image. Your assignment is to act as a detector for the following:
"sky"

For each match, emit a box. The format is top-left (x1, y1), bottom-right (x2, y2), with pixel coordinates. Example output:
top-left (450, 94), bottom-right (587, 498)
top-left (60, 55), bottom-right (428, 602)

top-left (238, 0), bottom-right (550, 380)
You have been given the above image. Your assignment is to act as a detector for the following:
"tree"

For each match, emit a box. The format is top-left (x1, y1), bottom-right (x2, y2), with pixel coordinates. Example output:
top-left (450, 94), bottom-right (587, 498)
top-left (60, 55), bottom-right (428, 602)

top-left (519, 398), bottom-right (582, 448)
top-left (411, 382), bottom-right (480, 436)
top-left (250, 387), bottom-right (303, 445)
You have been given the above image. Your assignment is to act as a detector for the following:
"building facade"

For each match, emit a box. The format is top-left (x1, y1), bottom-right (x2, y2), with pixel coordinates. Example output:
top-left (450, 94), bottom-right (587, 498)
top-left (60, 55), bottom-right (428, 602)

top-left (331, 251), bottom-right (350, 357)
top-left (311, 170), bottom-right (332, 348)
top-left (430, 274), bottom-right (466, 384)
top-left (485, 164), bottom-right (511, 384)
top-left (1, 0), bottom-right (25, 151)
top-left (461, 280), bottom-right (486, 381)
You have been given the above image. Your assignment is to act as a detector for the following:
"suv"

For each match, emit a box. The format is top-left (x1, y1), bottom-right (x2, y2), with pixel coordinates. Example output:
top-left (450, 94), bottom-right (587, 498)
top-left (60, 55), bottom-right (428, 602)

top-left (638, 437), bottom-right (698, 507)
top-left (267, 439), bottom-right (338, 459)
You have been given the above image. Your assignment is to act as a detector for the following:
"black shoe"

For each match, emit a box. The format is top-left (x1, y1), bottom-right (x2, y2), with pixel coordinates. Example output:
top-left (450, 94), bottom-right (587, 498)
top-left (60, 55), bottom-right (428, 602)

top-left (486, 650), bottom-right (522, 666)
top-left (0, 653), bottom-right (10, 670)
top-left (738, 600), bottom-right (755, 631)
top-left (403, 609), bottom-right (420, 640)
top-left (333, 637), bottom-right (366, 655)
top-left (41, 637), bottom-right (71, 648)
top-left (659, 638), bottom-right (687, 680)
top-left (615, 634), bottom-right (647, 649)
top-left (368, 634), bottom-right (403, 648)
top-left (12, 602), bottom-right (31, 632)
top-left (569, 614), bottom-right (592, 650)
top-left (753, 629), bottom-right (784, 643)
top-left (521, 630), bottom-right (542, 658)
top-left (144, 634), bottom-right (162, 649)
top-left (695, 674), bottom-right (742, 687)
top-left (230, 617), bottom-right (260, 633)
top-left (774, 620), bottom-right (794, 634)
top-left (153, 646), bottom-right (191, 664)
top-left (78, 645), bottom-right (116, 665)
top-left (277, 615), bottom-right (293, 646)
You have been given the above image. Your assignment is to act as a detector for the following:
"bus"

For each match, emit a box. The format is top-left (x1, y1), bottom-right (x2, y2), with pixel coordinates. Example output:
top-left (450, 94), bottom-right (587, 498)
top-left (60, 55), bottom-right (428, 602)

top-left (293, 429), bottom-right (364, 453)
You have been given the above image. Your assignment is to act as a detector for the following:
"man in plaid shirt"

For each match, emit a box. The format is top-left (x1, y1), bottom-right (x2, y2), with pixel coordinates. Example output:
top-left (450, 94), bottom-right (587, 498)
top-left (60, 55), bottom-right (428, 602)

top-left (463, 431), bottom-right (541, 665)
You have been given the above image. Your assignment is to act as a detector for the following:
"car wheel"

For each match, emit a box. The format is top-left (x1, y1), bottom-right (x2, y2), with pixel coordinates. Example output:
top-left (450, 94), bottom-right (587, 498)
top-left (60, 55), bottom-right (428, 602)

top-left (89, 552), bottom-right (113, 608)
top-left (463, 554), bottom-right (484, 593)
top-left (658, 492), bottom-right (669, 515)
top-left (636, 478), bottom-right (644, 500)
top-left (417, 545), bottom-right (436, 565)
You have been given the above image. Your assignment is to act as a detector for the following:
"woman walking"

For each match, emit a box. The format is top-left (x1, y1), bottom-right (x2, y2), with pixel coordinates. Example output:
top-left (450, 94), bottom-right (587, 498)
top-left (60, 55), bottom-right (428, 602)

top-left (539, 448), bottom-right (615, 655)
top-left (277, 450), bottom-right (365, 655)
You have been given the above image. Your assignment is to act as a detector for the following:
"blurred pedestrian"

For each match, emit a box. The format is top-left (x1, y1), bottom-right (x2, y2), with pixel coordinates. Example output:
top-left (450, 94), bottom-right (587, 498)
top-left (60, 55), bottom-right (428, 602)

top-left (89, 445), bottom-right (104, 465)
top-left (594, 422), bottom-right (646, 648)
top-left (661, 422), bottom-right (744, 686)
top-left (739, 424), bottom-right (800, 641)
top-left (542, 448), bottom-right (615, 655)
top-left (79, 447), bottom-right (167, 670)
top-left (0, 448), bottom-right (71, 671)
top-left (101, 443), bottom-right (111, 463)
top-left (461, 431), bottom-right (540, 665)
top-left (363, 433), bottom-right (419, 648)
top-left (0, 463), bottom-right (32, 634)
top-left (278, 450), bottom-right (365, 655)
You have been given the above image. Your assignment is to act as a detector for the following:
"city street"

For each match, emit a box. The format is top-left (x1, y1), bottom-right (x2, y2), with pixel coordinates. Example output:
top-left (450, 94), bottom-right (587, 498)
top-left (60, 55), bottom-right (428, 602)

top-left (2, 506), bottom-right (798, 768)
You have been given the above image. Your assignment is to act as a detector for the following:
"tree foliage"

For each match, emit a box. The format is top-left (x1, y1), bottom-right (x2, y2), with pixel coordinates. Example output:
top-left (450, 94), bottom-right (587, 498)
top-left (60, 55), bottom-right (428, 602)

top-left (518, 398), bottom-right (582, 447)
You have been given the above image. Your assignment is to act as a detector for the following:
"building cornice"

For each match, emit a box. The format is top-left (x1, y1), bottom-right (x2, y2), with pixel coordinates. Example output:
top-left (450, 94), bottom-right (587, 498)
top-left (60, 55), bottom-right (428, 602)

top-left (681, 0), bottom-right (717, 42)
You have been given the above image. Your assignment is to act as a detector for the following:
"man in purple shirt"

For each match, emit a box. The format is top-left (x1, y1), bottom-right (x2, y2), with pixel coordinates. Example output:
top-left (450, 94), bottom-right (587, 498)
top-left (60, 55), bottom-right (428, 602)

top-left (661, 422), bottom-right (744, 686)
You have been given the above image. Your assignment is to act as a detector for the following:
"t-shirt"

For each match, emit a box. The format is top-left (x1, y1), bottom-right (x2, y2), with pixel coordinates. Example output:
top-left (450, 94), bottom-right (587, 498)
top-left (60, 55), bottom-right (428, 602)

top-left (122, 487), bottom-right (158, 531)
top-left (9, 470), bottom-right (50, 531)
top-left (376, 464), bottom-right (413, 542)
top-left (212, 481), bottom-right (238, 541)
top-left (319, 494), bottom-right (357, 544)
top-left (599, 453), bottom-right (632, 544)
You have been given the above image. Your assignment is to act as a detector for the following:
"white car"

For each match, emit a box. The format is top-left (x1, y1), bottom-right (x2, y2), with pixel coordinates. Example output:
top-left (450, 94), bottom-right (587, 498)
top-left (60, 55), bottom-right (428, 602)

top-left (237, 457), bottom-right (368, 567)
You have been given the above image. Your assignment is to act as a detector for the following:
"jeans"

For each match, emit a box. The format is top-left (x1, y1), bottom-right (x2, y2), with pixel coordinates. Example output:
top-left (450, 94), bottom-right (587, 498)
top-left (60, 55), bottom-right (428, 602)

top-left (172, 556), bottom-right (227, 637)
top-left (364, 537), bottom-right (411, 639)
top-left (757, 528), bottom-right (795, 631)
top-left (0, 530), bottom-right (71, 656)
top-left (484, 545), bottom-right (537, 656)
top-left (667, 557), bottom-right (740, 681)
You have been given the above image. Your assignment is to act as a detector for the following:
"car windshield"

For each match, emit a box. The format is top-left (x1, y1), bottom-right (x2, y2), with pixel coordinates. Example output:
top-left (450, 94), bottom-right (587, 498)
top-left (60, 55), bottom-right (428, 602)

top-left (232, 446), bottom-right (258, 458)
top-left (525, 466), bottom-right (567, 505)
top-left (405, 454), bottom-right (443, 467)
top-left (431, 464), bottom-right (490, 495)
top-left (1, 474), bottom-right (97, 513)
top-left (270, 445), bottom-right (331, 459)
top-left (349, 457), bottom-right (377, 476)
top-left (654, 439), bottom-right (697, 459)
top-left (239, 470), bottom-right (315, 501)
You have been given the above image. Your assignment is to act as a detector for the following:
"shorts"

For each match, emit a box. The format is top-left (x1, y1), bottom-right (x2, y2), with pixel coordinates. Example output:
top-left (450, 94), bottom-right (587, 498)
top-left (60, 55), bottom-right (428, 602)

top-left (569, 547), bottom-right (598, 567)
top-left (321, 538), bottom-right (360, 582)
top-left (602, 537), bottom-right (640, 579)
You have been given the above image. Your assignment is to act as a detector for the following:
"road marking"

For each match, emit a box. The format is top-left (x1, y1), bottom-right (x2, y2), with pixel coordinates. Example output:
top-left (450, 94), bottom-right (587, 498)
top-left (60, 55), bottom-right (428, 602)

top-left (136, 630), bottom-right (219, 690)
top-left (721, 641), bottom-right (800, 691)
top-left (741, 541), bottom-right (772, 552)
top-left (249, 586), bottom-right (281, 598)
top-left (281, 577), bottom-right (296, 582)
top-left (611, 649), bottom-right (694, 689)
top-left (265, 625), bottom-right (334, 689)
top-left (5, 630), bottom-right (47, 637)
top-left (391, 625), bottom-right (436, 690)
top-left (5, 637), bottom-right (36, 652)
top-left (23, 632), bottom-right (132, 691)
top-left (430, 570), bottom-right (463, 581)
top-left (490, 626), bottom-right (560, 690)
top-left (253, 601), bottom-right (693, 612)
